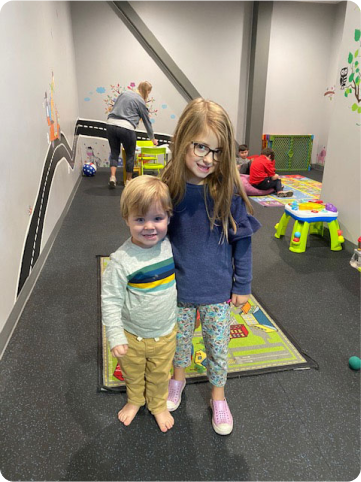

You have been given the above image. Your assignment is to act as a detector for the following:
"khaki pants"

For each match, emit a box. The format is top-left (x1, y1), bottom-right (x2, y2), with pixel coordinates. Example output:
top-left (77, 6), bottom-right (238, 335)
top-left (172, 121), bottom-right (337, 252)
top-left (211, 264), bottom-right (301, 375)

top-left (118, 326), bottom-right (177, 415)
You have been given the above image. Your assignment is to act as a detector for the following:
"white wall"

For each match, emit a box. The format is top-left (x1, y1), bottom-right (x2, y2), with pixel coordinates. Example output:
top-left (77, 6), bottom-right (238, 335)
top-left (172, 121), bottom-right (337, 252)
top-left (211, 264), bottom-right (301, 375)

top-left (70, 1), bottom-right (187, 136)
top-left (321, 1), bottom-right (361, 244)
top-left (131, 1), bottom-right (253, 142)
top-left (70, 1), bottom-right (252, 142)
top-left (316, 1), bottom-right (347, 165)
top-left (0, 1), bottom-right (80, 333)
top-left (264, 2), bottom-right (345, 165)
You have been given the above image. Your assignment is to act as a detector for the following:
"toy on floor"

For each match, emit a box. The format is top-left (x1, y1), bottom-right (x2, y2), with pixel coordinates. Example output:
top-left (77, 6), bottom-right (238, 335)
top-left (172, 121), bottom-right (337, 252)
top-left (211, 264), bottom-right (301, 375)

top-left (83, 162), bottom-right (97, 177)
top-left (348, 356), bottom-right (361, 370)
top-left (350, 236), bottom-right (361, 272)
top-left (275, 199), bottom-right (344, 253)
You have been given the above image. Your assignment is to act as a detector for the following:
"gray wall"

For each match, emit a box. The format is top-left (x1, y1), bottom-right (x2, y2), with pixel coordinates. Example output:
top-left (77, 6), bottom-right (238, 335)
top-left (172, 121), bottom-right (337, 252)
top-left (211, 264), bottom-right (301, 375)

top-left (70, 1), bottom-right (253, 141)
top-left (0, 1), bottom-right (80, 353)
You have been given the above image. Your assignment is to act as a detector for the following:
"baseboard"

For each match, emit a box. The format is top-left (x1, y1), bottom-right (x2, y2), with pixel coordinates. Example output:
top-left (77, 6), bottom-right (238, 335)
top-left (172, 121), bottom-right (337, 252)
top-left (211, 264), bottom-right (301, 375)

top-left (0, 175), bottom-right (82, 360)
top-left (311, 163), bottom-right (324, 171)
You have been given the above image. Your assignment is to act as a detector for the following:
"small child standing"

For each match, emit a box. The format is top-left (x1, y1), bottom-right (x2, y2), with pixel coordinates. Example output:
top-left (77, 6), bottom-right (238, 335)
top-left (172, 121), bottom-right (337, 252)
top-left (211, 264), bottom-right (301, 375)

top-left (101, 176), bottom-right (177, 432)
top-left (249, 148), bottom-right (293, 197)
top-left (162, 98), bottom-right (261, 435)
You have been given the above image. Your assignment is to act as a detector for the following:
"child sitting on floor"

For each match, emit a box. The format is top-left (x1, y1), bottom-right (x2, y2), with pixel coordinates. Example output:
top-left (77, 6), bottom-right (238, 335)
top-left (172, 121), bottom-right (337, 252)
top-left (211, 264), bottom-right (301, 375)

top-left (249, 148), bottom-right (293, 197)
top-left (236, 144), bottom-right (252, 174)
top-left (101, 176), bottom-right (177, 432)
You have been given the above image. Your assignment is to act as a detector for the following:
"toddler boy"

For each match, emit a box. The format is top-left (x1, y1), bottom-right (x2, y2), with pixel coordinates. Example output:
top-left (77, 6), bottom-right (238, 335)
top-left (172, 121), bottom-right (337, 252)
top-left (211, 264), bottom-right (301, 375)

top-left (101, 175), bottom-right (177, 432)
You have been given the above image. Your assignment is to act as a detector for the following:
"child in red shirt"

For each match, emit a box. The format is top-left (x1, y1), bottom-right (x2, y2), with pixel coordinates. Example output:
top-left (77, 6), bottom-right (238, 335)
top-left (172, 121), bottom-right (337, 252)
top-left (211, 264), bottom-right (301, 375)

top-left (249, 148), bottom-right (293, 197)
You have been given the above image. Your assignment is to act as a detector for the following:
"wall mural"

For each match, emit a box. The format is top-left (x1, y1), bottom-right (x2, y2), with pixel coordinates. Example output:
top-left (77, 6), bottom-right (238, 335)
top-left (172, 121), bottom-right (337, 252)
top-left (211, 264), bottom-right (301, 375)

top-left (44, 72), bottom-right (61, 145)
top-left (316, 146), bottom-right (327, 166)
top-left (341, 28), bottom-right (361, 122)
top-left (18, 73), bottom-right (77, 296)
top-left (80, 140), bottom-right (113, 168)
top-left (323, 86), bottom-right (335, 101)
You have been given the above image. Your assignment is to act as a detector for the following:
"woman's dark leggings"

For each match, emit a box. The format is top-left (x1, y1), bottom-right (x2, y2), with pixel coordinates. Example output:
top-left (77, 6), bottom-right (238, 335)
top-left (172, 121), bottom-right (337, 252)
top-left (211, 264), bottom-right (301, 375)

top-left (251, 176), bottom-right (282, 193)
top-left (106, 124), bottom-right (137, 173)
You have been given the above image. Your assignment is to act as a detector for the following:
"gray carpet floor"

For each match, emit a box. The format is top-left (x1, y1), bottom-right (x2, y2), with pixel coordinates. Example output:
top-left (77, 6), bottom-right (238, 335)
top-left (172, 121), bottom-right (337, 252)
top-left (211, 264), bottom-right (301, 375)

top-left (1, 168), bottom-right (360, 481)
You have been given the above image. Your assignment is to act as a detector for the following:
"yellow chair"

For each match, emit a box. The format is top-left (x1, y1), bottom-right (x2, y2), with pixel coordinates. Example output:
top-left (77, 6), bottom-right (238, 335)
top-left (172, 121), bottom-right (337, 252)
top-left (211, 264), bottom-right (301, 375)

top-left (136, 140), bottom-right (154, 148)
top-left (122, 141), bottom-right (153, 184)
top-left (140, 147), bottom-right (167, 176)
top-left (136, 141), bottom-right (157, 171)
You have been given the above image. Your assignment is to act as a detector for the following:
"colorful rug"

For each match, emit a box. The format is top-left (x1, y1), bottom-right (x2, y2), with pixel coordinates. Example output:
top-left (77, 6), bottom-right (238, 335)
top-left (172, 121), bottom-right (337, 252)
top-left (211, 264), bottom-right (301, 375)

top-left (97, 256), bottom-right (317, 391)
top-left (251, 175), bottom-right (322, 207)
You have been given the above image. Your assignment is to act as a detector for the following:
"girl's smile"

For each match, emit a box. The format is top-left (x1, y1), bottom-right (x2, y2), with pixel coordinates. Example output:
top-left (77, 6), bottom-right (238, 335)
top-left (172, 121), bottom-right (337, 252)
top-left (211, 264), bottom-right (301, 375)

top-left (196, 161), bottom-right (213, 173)
top-left (185, 130), bottom-right (221, 185)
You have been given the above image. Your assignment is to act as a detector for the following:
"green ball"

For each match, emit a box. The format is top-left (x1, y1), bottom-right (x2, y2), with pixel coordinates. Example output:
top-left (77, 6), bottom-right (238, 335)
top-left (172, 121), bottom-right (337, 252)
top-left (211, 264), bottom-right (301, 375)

top-left (349, 356), bottom-right (361, 370)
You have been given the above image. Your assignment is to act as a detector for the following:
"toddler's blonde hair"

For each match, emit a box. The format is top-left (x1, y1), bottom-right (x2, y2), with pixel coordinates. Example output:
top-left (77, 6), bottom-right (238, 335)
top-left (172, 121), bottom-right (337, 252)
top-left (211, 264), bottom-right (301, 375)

top-left (120, 175), bottom-right (172, 220)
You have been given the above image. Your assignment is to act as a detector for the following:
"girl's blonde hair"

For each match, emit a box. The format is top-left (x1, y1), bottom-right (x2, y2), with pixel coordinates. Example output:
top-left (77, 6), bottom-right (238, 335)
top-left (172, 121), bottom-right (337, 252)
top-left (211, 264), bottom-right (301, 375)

top-left (162, 98), bottom-right (253, 237)
top-left (137, 81), bottom-right (152, 102)
top-left (120, 175), bottom-right (172, 220)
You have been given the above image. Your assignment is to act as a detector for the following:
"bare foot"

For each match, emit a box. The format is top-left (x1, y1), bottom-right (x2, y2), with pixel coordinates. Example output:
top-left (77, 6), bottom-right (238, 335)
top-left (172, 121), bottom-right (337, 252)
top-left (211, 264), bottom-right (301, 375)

top-left (117, 403), bottom-right (140, 426)
top-left (154, 410), bottom-right (174, 432)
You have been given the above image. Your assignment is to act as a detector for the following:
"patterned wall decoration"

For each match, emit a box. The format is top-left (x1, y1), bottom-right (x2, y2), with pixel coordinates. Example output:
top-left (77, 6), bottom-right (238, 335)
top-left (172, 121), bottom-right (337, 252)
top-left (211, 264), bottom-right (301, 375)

top-left (18, 72), bottom-right (77, 295)
top-left (44, 72), bottom-right (61, 145)
top-left (342, 28), bottom-right (361, 122)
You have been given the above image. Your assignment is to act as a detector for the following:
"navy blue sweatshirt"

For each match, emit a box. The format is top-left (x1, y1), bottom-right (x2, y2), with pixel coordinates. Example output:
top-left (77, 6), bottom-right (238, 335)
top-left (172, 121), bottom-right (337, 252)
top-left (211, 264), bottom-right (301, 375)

top-left (168, 183), bottom-right (261, 305)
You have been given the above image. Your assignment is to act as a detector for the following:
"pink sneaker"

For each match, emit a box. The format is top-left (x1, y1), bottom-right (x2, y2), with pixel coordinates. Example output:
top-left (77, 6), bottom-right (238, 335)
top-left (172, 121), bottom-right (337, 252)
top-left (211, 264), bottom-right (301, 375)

top-left (167, 379), bottom-right (186, 411)
top-left (210, 399), bottom-right (233, 435)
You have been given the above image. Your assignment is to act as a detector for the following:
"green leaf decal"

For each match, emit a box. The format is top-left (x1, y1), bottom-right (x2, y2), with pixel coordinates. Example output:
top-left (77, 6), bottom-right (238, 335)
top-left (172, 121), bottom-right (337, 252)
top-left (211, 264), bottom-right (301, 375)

top-left (355, 29), bottom-right (361, 42)
top-left (355, 50), bottom-right (359, 58)
top-left (349, 73), bottom-right (355, 82)
top-left (352, 103), bottom-right (358, 111)
top-left (348, 53), bottom-right (353, 64)
top-left (358, 107), bottom-right (361, 114)
top-left (356, 76), bottom-right (360, 85)
top-left (344, 92), bottom-right (348, 97)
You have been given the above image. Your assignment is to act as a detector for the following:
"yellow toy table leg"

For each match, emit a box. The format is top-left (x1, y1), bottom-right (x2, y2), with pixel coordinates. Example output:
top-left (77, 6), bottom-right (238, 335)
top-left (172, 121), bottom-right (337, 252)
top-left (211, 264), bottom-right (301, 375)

top-left (275, 213), bottom-right (290, 238)
top-left (328, 220), bottom-right (343, 251)
top-left (309, 222), bottom-right (324, 236)
top-left (289, 221), bottom-right (309, 253)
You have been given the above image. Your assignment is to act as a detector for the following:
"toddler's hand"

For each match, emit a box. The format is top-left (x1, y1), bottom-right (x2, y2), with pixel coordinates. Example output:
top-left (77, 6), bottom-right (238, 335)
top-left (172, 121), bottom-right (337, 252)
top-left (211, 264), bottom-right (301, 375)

top-left (152, 138), bottom-right (159, 146)
top-left (231, 293), bottom-right (250, 308)
top-left (111, 344), bottom-right (128, 358)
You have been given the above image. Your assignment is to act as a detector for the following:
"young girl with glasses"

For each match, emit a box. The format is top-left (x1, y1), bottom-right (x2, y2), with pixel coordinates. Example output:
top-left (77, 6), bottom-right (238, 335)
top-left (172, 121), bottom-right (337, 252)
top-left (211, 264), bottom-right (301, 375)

top-left (161, 98), bottom-right (261, 435)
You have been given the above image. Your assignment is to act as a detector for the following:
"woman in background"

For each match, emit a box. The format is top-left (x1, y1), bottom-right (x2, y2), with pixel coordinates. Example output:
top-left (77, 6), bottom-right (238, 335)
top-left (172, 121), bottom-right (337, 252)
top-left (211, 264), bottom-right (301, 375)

top-left (106, 81), bottom-right (158, 188)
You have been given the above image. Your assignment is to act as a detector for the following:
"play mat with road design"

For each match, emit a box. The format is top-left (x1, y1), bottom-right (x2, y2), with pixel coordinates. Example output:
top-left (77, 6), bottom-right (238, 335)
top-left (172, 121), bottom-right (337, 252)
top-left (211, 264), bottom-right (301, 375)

top-left (98, 257), bottom-right (316, 391)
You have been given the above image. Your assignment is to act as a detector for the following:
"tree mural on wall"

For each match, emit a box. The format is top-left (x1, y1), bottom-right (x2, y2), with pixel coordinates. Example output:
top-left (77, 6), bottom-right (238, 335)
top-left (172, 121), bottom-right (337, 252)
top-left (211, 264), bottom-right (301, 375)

top-left (343, 29), bottom-right (361, 117)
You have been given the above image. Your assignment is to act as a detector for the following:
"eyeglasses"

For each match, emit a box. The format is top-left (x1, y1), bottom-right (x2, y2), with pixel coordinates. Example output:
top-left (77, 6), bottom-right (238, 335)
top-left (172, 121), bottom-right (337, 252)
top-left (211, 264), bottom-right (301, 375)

top-left (191, 142), bottom-right (222, 162)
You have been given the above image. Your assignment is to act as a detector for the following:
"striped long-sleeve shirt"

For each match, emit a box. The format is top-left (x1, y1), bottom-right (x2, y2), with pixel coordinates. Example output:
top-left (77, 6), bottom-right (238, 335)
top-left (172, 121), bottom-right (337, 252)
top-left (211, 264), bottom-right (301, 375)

top-left (101, 237), bottom-right (177, 349)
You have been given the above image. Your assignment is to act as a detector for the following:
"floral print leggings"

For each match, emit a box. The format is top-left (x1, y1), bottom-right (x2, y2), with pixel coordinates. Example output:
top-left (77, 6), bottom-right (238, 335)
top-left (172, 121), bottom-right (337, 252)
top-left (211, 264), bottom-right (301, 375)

top-left (174, 302), bottom-right (231, 387)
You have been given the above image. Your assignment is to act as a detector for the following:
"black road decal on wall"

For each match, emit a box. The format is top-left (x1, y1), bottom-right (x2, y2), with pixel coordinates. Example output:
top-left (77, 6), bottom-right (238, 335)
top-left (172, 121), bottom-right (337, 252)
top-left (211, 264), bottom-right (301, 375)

top-left (17, 120), bottom-right (171, 296)
top-left (17, 133), bottom-right (75, 295)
